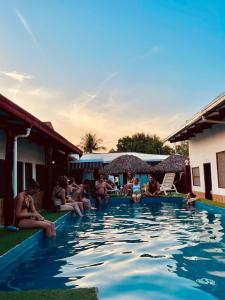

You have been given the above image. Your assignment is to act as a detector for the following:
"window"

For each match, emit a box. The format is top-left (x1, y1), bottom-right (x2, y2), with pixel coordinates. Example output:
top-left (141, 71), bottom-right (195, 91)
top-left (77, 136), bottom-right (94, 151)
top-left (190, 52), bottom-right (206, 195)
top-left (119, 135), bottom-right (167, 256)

top-left (17, 161), bottom-right (23, 193)
top-left (25, 162), bottom-right (32, 189)
top-left (217, 151), bottom-right (225, 188)
top-left (192, 167), bottom-right (200, 186)
top-left (36, 164), bottom-right (46, 191)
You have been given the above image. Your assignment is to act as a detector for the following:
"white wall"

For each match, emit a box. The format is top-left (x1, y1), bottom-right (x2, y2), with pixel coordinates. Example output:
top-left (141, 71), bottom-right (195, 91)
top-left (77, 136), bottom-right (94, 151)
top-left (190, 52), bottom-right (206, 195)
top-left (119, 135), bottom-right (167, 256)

top-left (17, 139), bottom-right (45, 165)
top-left (189, 124), bottom-right (225, 196)
top-left (0, 131), bottom-right (45, 192)
top-left (0, 130), bottom-right (45, 165)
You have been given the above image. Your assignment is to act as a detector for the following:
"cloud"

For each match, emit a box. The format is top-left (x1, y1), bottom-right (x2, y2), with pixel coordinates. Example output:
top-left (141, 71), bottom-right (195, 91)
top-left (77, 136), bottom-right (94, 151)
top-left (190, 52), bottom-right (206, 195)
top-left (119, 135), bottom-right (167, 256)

top-left (1, 71), bottom-right (33, 83)
top-left (71, 72), bottom-right (118, 110)
top-left (0, 71), bottom-right (188, 151)
top-left (15, 9), bottom-right (41, 51)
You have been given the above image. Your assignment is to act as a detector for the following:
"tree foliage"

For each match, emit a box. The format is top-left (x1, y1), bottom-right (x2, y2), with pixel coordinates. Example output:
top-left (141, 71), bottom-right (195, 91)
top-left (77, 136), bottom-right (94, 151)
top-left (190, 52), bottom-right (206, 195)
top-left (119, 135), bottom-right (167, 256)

top-left (176, 141), bottom-right (189, 156)
top-left (116, 133), bottom-right (175, 154)
top-left (80, 133), bottom-right (106, 153)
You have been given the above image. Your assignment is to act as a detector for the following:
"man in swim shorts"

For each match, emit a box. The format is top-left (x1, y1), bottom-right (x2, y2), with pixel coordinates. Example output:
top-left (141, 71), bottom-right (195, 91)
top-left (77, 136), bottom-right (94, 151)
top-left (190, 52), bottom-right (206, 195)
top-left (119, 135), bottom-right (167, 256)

top-left (95, 174), bottom-right (113, 208)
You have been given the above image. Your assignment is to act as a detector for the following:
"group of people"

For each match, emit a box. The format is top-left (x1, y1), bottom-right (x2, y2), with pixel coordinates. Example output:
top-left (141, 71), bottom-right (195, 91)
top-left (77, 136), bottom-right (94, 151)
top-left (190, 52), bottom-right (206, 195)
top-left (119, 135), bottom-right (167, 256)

top-left (122, 170), bottom-right (161, 203)
top-left (14, 174), bottom-right (113, 238)
top-left (15, 176), bottom-right (91, 238)
top-left (14, 170), bottom-right (197, 238)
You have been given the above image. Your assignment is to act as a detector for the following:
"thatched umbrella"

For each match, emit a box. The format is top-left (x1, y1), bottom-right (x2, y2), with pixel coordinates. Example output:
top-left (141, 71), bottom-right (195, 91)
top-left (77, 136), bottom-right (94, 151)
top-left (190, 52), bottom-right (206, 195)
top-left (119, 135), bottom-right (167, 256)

top-left (103, 154), bottom-right (152, 175)
top-left (152, 154), bottom-right (188, 173)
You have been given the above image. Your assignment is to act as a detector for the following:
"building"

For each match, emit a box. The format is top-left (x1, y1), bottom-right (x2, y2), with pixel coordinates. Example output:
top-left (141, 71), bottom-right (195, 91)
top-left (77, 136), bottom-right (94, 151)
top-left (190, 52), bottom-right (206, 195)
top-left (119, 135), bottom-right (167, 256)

top-left (166, 92), bottom-right (225, 203)
top-left (70, 152), bottom-right (169, 184)
top-left (0, 94), bottom-right (82, 225)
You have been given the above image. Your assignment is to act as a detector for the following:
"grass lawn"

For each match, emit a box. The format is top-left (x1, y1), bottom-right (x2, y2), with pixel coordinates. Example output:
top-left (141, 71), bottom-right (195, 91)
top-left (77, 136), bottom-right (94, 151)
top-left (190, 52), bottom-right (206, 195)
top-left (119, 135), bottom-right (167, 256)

top-left (0, 211), bottom-right (67, 255)
top-left (199, 198), bottom-right (225, 209)
top-left (0, 288), bottom-right (98, 300)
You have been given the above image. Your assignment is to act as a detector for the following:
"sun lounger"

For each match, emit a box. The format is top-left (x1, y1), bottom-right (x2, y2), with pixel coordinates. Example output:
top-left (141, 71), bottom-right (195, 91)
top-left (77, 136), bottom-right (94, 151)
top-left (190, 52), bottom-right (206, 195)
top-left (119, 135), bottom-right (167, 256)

top-left (160, 172), bottom-right (178, 195)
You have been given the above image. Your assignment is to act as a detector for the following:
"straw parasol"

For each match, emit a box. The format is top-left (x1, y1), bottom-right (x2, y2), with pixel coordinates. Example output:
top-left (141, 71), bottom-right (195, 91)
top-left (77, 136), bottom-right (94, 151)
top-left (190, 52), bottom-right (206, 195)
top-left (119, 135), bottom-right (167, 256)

top-left (152, 154), bottom-right (188, 173)
top-left (103, 154), bottom-right (152, 175)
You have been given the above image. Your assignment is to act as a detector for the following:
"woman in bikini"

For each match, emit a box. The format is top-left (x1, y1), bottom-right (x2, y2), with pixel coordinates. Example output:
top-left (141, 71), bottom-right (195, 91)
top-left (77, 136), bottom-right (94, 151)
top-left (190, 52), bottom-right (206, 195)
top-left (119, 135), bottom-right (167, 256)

top-left (122, 170), bottom-right (134, 195)
top-left (15, 179), bottom-right (56, 238)
top-left (52, 176), bottom-right (83, 216)
top-left (144, 176), bottom-right (160, 197)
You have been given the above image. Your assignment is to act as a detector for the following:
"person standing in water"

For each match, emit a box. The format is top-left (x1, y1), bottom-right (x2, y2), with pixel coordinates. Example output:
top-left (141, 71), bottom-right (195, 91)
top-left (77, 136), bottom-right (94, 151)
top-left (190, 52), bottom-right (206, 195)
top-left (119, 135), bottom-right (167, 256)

top-left (95, 174), bottom-right (113, 207)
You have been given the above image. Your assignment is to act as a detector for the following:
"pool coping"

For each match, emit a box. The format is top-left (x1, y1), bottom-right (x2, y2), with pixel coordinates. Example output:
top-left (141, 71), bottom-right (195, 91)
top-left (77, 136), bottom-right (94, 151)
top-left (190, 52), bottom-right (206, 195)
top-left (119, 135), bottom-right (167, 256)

top-left (196, 200), bottom-right (225, 215)
top-left (0, 211), bottom-right (71, 275)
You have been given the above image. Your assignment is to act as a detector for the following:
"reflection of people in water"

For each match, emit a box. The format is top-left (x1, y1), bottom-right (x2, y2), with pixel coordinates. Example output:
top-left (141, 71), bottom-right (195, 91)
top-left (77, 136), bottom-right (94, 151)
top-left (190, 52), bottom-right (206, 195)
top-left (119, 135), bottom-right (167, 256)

top-left (186, 192), bottom-right (198, 206)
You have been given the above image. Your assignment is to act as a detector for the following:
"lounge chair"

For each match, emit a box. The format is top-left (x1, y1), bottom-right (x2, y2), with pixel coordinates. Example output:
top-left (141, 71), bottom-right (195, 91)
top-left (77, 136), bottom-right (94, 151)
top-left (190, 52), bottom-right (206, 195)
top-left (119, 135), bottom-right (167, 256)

top-left (160, 173), bottom-right (178, 195)
top-left (107, 188), bottom-right (120, 196)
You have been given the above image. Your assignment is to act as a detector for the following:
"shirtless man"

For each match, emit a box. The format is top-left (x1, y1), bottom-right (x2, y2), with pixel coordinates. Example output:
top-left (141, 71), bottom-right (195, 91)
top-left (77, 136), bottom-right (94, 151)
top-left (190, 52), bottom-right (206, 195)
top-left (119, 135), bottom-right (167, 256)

top-left (95, 175), bottom-right (113, 207)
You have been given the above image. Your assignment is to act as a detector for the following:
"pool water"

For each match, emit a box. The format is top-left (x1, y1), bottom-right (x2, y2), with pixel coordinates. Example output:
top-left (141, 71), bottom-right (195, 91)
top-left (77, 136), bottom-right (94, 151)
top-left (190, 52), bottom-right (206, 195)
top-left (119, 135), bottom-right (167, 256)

top-left (1, 201), bottom-right (225, 299)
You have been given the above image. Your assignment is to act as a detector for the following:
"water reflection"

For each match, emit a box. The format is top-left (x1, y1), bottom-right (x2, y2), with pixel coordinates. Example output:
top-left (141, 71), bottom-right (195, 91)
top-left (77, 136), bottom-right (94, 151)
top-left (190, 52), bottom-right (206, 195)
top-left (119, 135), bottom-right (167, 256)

top-left (0, 202), bottom-right (225, 299)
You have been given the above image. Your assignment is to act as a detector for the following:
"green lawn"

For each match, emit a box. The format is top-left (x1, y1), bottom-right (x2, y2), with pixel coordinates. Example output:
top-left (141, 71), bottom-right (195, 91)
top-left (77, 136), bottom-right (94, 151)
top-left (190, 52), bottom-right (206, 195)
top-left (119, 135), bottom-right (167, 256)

top-left (0, 288), bottom-right (98, 300)
top-left (0, 211), bottom-right (67, 255)
top-left (199, 198), bottom-right (225, 209)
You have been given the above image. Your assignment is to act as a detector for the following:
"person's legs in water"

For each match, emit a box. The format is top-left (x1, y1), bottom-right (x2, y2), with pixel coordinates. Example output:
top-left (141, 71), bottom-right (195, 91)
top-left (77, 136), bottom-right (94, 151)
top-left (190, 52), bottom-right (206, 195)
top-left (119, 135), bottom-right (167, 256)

top-left (68, 202), bottom-right (83, 217)
top-left (96, 194), bottom-right (106, 209)
top-left (132, 193), bottom-right (137, 203)
top-left (82, 197), bottom-right (91, 209)
top-left (136, 193), bottom-right (142, 203)
top-left (18, 219), bottom-right (56, 238)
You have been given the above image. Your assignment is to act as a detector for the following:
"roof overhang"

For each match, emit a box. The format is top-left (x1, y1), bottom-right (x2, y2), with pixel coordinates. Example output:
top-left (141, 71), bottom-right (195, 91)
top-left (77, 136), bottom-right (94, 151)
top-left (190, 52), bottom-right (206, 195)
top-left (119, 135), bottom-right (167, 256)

top-left (0, 94), bottom-right (82, 155)
top-left (165, 92), bottom-right (225, 143)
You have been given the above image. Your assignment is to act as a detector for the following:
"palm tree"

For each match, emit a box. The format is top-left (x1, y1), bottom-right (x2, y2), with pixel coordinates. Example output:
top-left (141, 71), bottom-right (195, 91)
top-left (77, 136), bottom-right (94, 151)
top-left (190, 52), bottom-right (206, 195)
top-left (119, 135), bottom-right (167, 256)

top-left (80, 133), bottom-right (106, 153)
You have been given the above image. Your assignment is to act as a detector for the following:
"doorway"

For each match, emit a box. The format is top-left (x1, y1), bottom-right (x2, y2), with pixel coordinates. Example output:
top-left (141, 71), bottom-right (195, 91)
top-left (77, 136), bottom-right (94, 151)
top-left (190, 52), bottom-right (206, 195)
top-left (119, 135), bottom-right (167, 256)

top-left (203, 163), bottom-right (212, 200)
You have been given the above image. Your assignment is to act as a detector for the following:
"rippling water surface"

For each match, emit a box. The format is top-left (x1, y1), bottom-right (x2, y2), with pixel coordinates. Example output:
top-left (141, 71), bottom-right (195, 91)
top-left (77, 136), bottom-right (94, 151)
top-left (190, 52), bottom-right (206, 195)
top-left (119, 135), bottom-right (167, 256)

top-left (1, 201), bottom-right (225, 299)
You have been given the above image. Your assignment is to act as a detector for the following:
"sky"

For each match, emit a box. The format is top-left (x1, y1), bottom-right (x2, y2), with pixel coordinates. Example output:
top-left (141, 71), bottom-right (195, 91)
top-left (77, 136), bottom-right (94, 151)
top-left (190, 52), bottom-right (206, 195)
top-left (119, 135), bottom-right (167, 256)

top-left (1, 0), bottom-right (225, 150)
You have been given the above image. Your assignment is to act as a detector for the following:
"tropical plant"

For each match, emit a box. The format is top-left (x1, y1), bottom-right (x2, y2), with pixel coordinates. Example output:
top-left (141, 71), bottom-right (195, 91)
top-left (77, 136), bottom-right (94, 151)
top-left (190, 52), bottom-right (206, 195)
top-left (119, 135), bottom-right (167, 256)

top-left (116, 133), bottom-right (175, 154)
top-left (175, 141), bottom-right (189, 156)
top-left (79, 133), bottom-right (106, 153)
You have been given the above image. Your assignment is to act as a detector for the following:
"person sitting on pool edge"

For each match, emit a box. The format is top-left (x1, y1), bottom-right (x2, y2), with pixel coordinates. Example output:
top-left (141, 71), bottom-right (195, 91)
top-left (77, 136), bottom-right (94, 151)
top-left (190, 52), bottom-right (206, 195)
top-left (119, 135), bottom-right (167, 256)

top-left (15, 179), bottom-right (56, 238)
top-left (144, 175), bottom-right (160, 197)
top-left (52, 176), bottom-right (83, 216)
top-left (95, 174), bottom-right (113, 208)
top-left (67, 177), bottom-right (80, 197)
top-left (122, 170), bottom-right (135, 195)
top-left (131, 177), bottom-right (142, 203)
top-left (72, 179), bottom-right (91, 210)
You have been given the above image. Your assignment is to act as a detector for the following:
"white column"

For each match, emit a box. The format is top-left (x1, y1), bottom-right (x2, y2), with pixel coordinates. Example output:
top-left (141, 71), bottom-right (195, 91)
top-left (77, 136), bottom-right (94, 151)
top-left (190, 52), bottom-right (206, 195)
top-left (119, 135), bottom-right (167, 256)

top-left (22, 162), bottom-right (26, 191)
top-left (13, 137), bottom-right (18, 197)
top-left (32, 163), bottom-right (36, 180)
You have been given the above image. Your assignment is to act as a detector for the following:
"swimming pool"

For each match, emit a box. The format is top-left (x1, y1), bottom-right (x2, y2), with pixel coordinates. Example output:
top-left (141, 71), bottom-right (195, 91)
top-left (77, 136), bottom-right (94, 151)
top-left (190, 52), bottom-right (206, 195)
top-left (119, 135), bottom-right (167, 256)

top-left (0, 199), bottom-right (225, 299)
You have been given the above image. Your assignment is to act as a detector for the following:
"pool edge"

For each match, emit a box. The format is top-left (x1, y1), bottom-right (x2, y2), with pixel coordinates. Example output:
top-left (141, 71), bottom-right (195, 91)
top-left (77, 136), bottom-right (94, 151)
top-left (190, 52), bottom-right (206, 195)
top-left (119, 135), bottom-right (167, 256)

top-left (0, 212), bottom-right (71, 274)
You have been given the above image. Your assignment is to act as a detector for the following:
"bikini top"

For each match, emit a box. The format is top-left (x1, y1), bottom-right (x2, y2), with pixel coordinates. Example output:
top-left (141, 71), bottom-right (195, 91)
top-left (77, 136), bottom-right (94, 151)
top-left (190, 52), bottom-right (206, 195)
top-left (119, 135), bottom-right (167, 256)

top-left (21, 194), bottom-right (31, 210)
